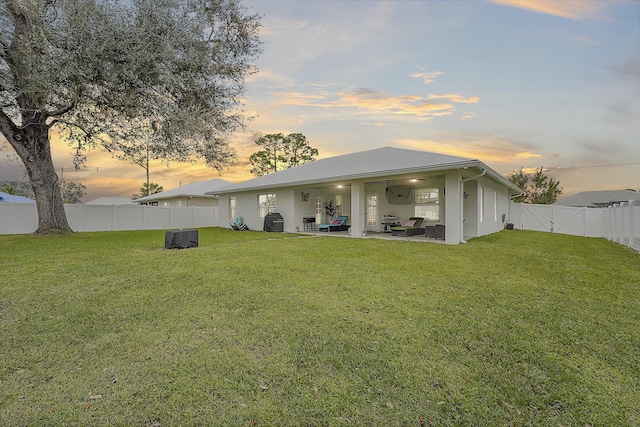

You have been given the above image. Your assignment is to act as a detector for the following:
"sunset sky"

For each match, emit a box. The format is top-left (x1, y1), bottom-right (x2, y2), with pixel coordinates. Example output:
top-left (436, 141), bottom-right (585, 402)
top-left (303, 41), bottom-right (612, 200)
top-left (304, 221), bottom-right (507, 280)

top-left (1, 0), bottom-right (638, 201)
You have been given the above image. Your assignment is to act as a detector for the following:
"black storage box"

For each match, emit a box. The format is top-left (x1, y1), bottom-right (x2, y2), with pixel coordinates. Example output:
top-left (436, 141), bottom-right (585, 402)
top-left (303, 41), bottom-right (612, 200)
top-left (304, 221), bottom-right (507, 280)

top-left (165, 229), bottom-right (198, 249)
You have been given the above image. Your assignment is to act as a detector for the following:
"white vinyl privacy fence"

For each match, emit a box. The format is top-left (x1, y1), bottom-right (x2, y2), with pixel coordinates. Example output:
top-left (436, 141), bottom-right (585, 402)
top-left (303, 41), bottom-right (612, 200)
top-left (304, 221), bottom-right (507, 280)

top-left (509, 201), bottom-right (639, 252)
top-left (2, 201), bottom-right (638, 253)
top-left (0, 203), bottom-right (219, 234)
top-left (605, 200), bottom-right (640, 252)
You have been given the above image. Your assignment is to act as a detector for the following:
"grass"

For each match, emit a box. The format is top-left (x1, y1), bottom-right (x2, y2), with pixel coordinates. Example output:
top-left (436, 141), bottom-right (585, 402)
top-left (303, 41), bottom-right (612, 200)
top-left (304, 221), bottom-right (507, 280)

top-left (0, 228), bottom-right (638, 426)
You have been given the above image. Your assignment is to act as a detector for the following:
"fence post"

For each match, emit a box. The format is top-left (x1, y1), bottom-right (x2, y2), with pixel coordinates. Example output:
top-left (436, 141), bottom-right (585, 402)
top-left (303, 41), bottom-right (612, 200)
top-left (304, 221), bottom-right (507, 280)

top-left (612, 204), bottom-right (617, 243)
top-left (627, 200), bottom-right (633, 248)
top-left (630, 200), bottom-right (640, 252)
top-left (607, 205), bottom-right (612, 241)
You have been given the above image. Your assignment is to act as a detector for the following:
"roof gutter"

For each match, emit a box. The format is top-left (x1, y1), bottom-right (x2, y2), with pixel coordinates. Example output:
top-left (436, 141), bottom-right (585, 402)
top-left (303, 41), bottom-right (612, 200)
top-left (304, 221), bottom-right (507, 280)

top-left (469, 167), bottom-right (522, 195)
top-left (462, 167), bottom-right (486, 182)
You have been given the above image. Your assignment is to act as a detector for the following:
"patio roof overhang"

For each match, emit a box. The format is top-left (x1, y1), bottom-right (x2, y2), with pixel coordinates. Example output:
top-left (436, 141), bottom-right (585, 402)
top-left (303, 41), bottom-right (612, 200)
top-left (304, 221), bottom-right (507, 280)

top-left (211, 162), bottom-right (521, 196)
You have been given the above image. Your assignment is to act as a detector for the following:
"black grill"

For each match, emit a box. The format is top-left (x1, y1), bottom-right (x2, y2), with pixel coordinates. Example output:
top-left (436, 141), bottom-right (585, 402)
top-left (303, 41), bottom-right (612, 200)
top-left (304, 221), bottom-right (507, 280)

top-left (263, 213), bottom-right (284, 232)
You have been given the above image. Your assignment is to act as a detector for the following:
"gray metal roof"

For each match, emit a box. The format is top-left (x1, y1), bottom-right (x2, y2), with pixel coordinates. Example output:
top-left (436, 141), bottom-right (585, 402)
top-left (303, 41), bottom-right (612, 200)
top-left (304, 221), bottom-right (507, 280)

top-left (134, 178), bottom-right (231, 202)
top-left (211, 147), bottom-right (521, 194)
top-left (555, 190), bottom-right (639, 207)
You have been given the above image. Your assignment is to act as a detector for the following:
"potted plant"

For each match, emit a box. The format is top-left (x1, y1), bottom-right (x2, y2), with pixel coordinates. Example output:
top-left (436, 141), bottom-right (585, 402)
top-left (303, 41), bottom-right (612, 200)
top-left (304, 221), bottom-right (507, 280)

top-left (324, 200), bottom-right (336, 220)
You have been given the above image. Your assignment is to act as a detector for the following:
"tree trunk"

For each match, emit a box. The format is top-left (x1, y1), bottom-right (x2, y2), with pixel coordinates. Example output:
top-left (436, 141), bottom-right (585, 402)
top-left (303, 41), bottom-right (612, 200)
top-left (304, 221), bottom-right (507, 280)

top-left (8, 121), bottom-right (73, 234)
top-left (28, 154), bottom-right (73, 235)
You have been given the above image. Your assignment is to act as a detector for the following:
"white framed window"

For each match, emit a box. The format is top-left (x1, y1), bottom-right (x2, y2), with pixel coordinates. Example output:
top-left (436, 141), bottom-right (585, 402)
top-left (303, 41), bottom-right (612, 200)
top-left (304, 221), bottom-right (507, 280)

top-left (366, 194), bottom-right (378, 228)
top-left (414, 188), bottom-right (439, 221)
top-left (258, 193), bottom-right (276, 219)
top-left (315, 197), bottom-right (323, 215)
top-left (229, 196), bottom-right (236, 219)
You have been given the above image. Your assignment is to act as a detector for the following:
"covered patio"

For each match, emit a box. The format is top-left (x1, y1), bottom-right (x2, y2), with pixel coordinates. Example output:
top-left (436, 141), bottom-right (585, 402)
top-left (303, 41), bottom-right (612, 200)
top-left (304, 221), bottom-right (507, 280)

top-left (274, 167), bottom-right (481, 244)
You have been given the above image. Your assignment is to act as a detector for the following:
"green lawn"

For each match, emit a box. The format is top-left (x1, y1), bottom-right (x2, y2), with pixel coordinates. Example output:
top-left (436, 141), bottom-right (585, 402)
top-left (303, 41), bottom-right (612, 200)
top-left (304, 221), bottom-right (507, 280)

top-left (0, 229), bottom-right (638, 426)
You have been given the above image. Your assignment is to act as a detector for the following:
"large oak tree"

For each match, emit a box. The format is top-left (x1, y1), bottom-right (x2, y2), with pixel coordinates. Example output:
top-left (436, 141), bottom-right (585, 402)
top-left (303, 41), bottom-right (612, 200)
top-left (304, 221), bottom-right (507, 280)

top-left (0, 0), bottom-right (261, 233)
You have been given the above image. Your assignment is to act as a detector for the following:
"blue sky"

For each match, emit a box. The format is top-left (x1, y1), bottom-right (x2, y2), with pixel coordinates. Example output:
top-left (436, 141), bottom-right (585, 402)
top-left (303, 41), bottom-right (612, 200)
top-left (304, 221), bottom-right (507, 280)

top-left (1, 0), bottom-right (638, 200)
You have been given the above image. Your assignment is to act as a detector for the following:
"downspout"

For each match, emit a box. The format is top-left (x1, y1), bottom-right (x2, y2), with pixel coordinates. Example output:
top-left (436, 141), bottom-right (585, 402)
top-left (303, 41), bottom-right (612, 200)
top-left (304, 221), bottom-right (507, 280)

top-left (459, 168), bottom-right (486, 243)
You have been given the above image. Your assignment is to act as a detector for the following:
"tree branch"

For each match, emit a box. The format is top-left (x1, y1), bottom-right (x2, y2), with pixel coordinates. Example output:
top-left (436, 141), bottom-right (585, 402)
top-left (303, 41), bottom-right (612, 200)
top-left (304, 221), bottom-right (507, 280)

top-left (45, 100), bottom-right (76, 120)
top-left (0, 105), bottom-right (18, 137)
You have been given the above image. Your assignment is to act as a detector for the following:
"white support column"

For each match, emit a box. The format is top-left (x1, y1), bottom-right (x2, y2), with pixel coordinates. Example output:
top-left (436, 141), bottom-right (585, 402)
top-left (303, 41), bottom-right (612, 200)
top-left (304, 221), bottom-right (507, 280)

top-left (445, 170), bottom-right (462, 244)
top-left (350, 181), bottom-right (364, 237)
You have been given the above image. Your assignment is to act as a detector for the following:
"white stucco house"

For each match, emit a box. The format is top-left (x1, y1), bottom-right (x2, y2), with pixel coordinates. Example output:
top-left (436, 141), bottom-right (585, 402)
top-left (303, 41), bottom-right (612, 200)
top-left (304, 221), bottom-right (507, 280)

top-left (0, 191), bottom-right (35, 203)
top-left (209, 147), bottom-right (522, 244)
top-left (134, 178), bottom-right (231, 207)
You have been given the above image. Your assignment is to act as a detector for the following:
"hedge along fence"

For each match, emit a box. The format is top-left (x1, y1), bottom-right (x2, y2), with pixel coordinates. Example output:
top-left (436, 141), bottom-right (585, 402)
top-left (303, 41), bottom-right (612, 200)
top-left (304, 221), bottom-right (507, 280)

top-left (508, 201), bottom-right (639, 253)
top-left (0, 203), bottom-right (219, 234)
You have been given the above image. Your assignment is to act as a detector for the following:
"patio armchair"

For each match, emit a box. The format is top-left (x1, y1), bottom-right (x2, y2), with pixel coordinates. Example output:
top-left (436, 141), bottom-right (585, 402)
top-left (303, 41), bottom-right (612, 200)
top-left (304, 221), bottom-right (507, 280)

top-left (390, 217), bottom-right (424, 237)
top-left (229, 216), bottom-right (249, 231)
top-left (317, 215), bottom-right (350, 232)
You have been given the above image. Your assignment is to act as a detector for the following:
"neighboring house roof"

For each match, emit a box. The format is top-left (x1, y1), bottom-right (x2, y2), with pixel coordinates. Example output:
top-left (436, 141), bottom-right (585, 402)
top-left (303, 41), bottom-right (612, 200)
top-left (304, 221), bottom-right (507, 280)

top-left (0, 191), bottom-right (35, 203)
top-left (85, 197), bottom-right (136, 205)
top-left (209, 147), bottom-right (521, 194)
top-left (555, 190), bottom-right (639, 208)
top-left (134, 178), bottom-right (231, 203)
